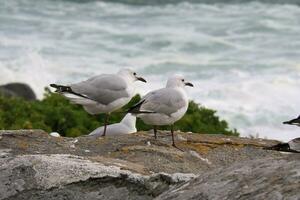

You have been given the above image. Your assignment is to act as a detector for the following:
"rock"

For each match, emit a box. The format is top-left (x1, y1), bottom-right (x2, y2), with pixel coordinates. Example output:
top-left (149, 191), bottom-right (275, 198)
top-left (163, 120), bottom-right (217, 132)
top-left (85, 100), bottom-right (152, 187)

top-left (0, 154), bottom-right (195, 200)
top-left (156, 154), bottom-right (300, 200)
top-left (0, 83), bottom-right (36, 100)
top-left (0, 130), bottom-right (281, 174)
top-left (0, 129), bottom-right (298, 200)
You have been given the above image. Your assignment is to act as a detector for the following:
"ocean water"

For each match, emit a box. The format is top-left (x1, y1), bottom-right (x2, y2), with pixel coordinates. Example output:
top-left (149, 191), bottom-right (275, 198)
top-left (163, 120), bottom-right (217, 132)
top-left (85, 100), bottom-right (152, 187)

top-left (1, 0), bottom-right (300, 141)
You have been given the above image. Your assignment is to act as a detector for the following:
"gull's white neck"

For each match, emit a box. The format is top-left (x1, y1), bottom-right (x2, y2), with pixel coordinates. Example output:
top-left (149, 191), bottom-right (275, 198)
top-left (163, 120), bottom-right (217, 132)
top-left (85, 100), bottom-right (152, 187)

top-left (166, 84), bottom-right (188, 102)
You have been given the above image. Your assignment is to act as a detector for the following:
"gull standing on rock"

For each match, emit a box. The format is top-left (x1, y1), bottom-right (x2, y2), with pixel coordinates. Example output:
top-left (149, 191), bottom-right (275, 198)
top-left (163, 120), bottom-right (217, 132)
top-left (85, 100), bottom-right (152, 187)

top-left (50, 68), bottom-right (146, 136)
top-left (271, 116), bottom-right (300, 153)
top-left (88, 114), bottom-right (137, 137)
top-left (266, 138), bottom-right (300, 153)
top-left (128, 75), bottom-right (193, 149)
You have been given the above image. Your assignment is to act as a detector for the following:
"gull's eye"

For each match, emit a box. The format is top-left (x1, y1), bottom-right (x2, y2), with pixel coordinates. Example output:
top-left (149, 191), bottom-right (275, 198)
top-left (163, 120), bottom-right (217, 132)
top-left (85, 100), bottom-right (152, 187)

top-left (181, 79), bottom-right (184, 82)
top-left (133, 72), bottom-right (137, 76)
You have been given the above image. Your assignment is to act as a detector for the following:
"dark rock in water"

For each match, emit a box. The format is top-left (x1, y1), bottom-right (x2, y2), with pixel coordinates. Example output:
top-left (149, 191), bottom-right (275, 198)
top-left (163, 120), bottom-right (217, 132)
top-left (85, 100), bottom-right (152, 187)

top-left (0, 130), bottom-right (299, 200)
top-left (0, 83), bottom-right (36, 100)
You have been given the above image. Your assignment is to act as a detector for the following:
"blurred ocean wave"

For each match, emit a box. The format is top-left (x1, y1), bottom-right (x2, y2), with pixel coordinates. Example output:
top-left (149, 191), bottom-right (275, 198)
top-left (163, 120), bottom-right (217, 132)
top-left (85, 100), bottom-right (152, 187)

top-left (57, 0), bottom-right (300, 6)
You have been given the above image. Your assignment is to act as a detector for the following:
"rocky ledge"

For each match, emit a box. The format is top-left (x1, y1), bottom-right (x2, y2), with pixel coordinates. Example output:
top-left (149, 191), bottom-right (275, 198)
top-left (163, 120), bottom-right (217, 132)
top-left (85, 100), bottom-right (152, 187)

top-left (0, 130), bottom-right (299, 200)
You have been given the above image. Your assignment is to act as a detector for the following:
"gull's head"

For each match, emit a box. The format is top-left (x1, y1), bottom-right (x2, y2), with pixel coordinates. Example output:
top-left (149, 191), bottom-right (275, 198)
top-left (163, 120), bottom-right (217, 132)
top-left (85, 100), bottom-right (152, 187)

top-left (166, 74), bottom-right (194, 88)
top-left (118, 68), bottom-right (147, 83)
top-left (283, 115), bottom-right (300, 126)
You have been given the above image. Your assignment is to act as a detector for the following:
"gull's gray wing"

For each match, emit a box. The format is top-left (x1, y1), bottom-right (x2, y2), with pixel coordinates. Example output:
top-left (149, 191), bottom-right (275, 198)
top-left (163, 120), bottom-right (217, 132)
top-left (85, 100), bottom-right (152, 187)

top-left (71, 74), bottom-right (129, 105)
top-left (140, 88), bottom-right (187, 116)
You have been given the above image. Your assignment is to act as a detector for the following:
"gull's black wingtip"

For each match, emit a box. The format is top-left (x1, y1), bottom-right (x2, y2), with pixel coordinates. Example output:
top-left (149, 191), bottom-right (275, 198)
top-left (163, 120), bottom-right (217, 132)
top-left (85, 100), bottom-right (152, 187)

top-left (126, 99), bottom-right (145, 114)
top-left (126, 99), bottom-right (156, 115)
top-left (50, 84), bottom-right (58, 88)
top-left (50, 84), bottom-right (62, 92)
top-left (49, 84), bottom-right (71, 93)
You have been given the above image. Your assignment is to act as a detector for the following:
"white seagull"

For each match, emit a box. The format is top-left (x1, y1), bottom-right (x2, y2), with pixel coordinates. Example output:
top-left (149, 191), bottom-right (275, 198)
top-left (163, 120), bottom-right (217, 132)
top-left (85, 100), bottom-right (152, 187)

top-left (88, 114), bottom-right (137, 137)
top-left (50, 68), bottom-right (146, 136)
top-left (128, 74), bottom-right (193, 148)
top-left (267, 138), bottom-right (300, 153)
top-left (276, 117), bottom-right (300, 152)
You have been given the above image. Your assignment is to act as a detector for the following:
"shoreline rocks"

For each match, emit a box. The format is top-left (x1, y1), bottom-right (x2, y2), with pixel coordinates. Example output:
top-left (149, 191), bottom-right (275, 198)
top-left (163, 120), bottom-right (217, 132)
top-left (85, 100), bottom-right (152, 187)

top-left (0, 130), bottom-right (299, 200)
top-left (0, 154), bottom-right (196, 200)
top-left (157, 154), bottom-right (300, 200)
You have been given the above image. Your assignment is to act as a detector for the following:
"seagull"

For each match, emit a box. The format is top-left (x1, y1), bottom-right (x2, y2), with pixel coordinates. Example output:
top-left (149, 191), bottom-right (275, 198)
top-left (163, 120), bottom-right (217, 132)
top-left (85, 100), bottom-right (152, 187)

top-left (270, 116), bottom-right (300, 153)
top-left (266, 138), bottom-right (300, 153)
top-left (283, 115), bottom-right (300, 126)
top-left (128, 74), bottom-right (193, 149)
top-left (88, 113), bottom-right (136, 137)
top-left (50, 68), bottom-right (146, 136)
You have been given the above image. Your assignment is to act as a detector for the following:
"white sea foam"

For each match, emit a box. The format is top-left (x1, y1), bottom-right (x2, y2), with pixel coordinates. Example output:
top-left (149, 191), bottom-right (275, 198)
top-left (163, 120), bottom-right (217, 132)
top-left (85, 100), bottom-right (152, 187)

top-left (1, 0), bottom-right (300, 141)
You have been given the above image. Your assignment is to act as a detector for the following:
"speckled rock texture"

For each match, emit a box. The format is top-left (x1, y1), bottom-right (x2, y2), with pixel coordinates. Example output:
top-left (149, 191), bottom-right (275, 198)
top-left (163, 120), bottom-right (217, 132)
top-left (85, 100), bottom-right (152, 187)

top-left (156, 155), bottom-right (300, 200)
top-left (0, 130), bottom-right (298, 200)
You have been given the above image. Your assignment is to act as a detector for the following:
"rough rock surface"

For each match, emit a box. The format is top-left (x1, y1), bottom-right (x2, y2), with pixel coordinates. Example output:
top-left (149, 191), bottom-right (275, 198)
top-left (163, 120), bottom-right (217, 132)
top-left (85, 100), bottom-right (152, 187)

top-left (0, 83), bottom-right (36, 100)
top-left (0, 154), bottom-right (195, 200)
top-left (157, 155), bottom-right (300, 200)
top-left (0, 130), bottom-right (298, 200)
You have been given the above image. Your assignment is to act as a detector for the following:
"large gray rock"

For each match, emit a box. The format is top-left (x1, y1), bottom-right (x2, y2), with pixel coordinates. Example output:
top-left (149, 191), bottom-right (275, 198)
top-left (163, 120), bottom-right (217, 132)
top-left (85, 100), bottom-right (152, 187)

top-left (0, 153), bottom-right (195, 200)
top-left (0, 130), bottom-right (298, 200)
top-left (156, 155), bottom-right (300, 200)
top-left (0, 83), bottom-right (36, 100)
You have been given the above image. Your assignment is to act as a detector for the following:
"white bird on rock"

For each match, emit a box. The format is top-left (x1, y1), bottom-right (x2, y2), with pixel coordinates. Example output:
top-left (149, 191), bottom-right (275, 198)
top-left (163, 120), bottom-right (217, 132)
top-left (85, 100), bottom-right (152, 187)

top-left (50, 68), bottom-right (146, 136)
top-left (88, 114), bottom-right (137, 137)
top-left (266, 138), bottom-right (300, 153)
top-left (128, 75), bottom-right (193, 149)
